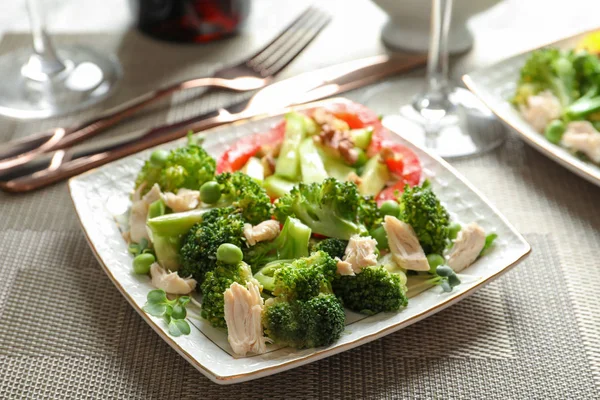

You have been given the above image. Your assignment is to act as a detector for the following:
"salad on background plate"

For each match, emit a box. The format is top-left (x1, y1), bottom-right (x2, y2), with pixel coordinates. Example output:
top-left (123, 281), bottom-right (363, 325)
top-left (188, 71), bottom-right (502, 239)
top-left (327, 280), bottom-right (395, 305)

top-left (513, 41), bottom-right (600, 164)
top-left (125, 101), bottom-right (497, 356)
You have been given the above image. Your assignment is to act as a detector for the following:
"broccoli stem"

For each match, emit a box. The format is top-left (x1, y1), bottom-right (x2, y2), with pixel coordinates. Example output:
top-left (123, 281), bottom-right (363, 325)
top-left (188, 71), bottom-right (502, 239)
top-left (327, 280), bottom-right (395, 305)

top-left (147, 209), bottom-right (209, 237)
top-left (274, 217), bottom-right (311, 260)
top-left (565, 96), bottom-right (600, 120)
top-left (254, 260), bottom-right (293, 292)
top-left (153, 235), bottom-right (181, 271)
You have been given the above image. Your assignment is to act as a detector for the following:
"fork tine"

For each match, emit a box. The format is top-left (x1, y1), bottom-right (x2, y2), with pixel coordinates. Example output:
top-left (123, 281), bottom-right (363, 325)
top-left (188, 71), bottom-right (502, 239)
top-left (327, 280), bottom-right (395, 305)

top-left (257, 11), bottom-right (331, 77)
top-left (245, 6), bottom-right (316, 67)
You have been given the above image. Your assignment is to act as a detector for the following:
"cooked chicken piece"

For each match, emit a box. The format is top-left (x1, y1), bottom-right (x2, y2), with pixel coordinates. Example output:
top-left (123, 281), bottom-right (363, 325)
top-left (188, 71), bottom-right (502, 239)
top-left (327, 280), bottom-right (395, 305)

top-left (447, 223), bottom-right (486, 273)
top-left (224, 281), bottom-right (269, 356)
top-left (335, 257), bottom-right (355, 276)
top-left (162, 188), bottom-right (200, 212)
top-left (129, 183), bottom-right (162, 243)
top-left (150, 263), bottom-right (197, 294)
top-left (561, 121), bottom-right (600, 163)
top-left (519, 90), bottom-right (562, 132)
top-left (343, 234), bottom-right (378, 274)
top-left (383, 215), bottom-right (429, 271)
top-left (243, 220), bottom-right (281, 246)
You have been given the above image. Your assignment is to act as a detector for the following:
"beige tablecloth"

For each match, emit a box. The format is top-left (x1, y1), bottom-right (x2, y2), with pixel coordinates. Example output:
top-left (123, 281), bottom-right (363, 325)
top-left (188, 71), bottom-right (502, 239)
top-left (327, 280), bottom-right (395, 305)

top-left (1, 1), bottom-right (600, 398)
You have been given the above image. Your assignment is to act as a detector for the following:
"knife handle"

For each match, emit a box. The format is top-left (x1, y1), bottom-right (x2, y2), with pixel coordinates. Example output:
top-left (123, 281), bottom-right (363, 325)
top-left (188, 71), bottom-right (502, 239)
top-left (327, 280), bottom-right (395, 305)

top-left (0, 76), bottom-right (262, 171)
top-left (0, 111), bottom-right (233, 193)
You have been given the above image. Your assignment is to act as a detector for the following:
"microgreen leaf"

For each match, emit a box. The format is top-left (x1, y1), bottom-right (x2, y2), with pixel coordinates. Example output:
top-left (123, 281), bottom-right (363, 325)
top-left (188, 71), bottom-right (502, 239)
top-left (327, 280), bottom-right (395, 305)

top-left (178, 296), bottom-right (190, 307)
top-left (128, 243), bottom-right (141, 255)
top-left (147, 289), bottom-right (168, 303)
top-left (142, 290), bottom-right (193, 337)
top-left (171, 303), bottom-right (187, 320)
top-left (168, 319), bottom-right (191, 337)
top-left (143, 290), bottom-right (170, 317)
top-left (143, 302), bottom-right (167, 317)
top-left (480, 233), bottom-right (498, 256)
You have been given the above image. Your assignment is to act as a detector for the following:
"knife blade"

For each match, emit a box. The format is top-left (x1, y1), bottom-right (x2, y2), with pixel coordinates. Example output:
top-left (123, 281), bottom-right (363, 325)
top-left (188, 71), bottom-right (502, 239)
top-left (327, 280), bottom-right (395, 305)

top-left (0, 53), bottom-right (426, 192)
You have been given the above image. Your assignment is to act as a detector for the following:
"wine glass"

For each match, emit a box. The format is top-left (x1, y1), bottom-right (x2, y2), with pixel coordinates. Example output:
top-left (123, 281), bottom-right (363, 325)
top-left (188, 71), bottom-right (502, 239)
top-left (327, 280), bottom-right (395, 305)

top-left (364, 0), bottom-right (505, 158)
top-left (0, 0), bottom-right (121, 119)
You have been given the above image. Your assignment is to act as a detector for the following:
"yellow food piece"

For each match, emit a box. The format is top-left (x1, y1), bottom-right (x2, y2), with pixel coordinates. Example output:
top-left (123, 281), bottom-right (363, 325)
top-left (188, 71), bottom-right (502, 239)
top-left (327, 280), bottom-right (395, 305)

top-left (577, 31), bottom-right (600, 54)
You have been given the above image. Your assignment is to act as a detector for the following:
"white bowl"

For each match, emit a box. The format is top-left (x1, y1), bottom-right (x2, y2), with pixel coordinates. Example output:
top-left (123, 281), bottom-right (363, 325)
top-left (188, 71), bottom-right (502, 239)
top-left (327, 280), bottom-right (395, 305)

top-left (371, 0), bottom-right (502, 54)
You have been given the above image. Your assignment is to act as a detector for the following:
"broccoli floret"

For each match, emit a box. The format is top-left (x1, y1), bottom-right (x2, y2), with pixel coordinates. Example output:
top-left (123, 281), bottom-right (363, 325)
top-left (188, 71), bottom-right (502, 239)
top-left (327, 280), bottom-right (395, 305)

top-left (215, 172), bottom-right (272, 224)
top-left (565, 51), bottom-right (600, 120)
top-left (135, 136), bottom-right (216, 195)
top-left (512, 48), bottom-right (578, 109)
top-left (263, 294), bottom-right (345, 349)
top-left (179, 207), bottom-right (246, 284)
top-left (253, 251), bottom-right (337, 299)
top-left (332, 266), bottom-right (408, 315)
top-left (311, 238), bottom-right (348, 259)
top-left (273, 251), bottom-right (337, 300)
top-left (244, 217), bottom-right (311, 270)
top-left (200, 260), bottom-right (254, 328)
top-left (274, 178), bottom-right (368, 240)
top-left (358, 195), bottom-right (383, 232)
top-left (398, 184), bottom-right (450, 255)
top-left (260, 251), bottom-right (345, 348)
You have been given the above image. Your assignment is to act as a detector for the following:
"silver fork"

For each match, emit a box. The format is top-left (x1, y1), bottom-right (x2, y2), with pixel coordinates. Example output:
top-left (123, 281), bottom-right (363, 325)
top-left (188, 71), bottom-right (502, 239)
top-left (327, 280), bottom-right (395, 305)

top-left (0, 6), bottom-right (330, 167)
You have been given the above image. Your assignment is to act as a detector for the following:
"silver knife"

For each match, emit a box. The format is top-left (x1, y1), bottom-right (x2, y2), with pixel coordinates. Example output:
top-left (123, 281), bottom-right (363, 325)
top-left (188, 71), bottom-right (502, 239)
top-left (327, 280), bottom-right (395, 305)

top-left (0, 53), bottom-right (426, 192)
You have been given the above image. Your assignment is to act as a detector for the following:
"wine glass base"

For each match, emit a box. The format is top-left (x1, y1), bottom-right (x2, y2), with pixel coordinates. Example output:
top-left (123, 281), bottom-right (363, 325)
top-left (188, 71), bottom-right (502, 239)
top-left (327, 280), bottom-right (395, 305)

top-left (0, 46), bottom-right (121, 119)
top-left (363, 79), bottom-right (506, 159)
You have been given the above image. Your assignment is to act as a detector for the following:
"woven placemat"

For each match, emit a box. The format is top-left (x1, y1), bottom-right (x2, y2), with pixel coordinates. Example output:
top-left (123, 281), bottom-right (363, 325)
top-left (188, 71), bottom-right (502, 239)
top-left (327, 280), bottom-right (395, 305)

top-left (1, 28), bottom-right (600, 399)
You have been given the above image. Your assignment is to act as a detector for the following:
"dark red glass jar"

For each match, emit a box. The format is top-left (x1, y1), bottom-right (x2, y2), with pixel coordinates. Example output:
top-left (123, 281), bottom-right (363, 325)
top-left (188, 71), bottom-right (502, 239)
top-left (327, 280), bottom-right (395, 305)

top-left (131, 0), bottom-right (251, 43)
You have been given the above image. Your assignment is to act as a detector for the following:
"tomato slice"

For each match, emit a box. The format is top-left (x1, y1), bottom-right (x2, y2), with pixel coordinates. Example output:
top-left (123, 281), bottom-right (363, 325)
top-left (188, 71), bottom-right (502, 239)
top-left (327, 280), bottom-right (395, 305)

top-left (217, 120), bottom-right (285, 173)
top-left (323, 102), bottom-right (381, 129)
top-left (375, 141), bottom-right (422, 205)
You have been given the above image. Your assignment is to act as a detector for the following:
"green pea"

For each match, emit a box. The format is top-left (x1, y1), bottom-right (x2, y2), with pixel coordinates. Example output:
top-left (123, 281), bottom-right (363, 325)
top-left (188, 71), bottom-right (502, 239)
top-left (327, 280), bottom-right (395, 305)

top-left (427, 254), bottom-right (445, 273)
top-left (200, 181), bottom-right (221, 204)
top-left (369, 226), bottom-right (389, 250)
top-left (353, 148), bottom-right (368, 168)
top-left (133, 253), bottom-right (155, 274)
top-left (448, 223), bottom-right (462, 240)
top-left (216, 243), bottom-right (243, 265)
top-left (379, 200), bottom-right (400, 218)
top-left (544, 120), bottom-right (565, 144)
top-left (150, 149), bottom-right (170, 166)
top-left (436, 265), bottom-right (454, 277)
top-left (148, 199), bottom-right (166, 219)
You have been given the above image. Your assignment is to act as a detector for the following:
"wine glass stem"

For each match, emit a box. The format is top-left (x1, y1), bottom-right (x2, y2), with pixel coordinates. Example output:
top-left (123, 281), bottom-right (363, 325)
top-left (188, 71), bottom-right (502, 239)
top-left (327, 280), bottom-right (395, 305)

top-left (413, 0), bottom-right (453, 113)
top-left (23, 0), bottom-right (67, 80)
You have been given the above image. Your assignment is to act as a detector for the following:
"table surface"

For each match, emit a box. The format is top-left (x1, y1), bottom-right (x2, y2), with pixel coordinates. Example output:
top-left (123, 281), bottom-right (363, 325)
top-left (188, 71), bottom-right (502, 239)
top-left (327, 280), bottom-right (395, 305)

top-left (2, 0), bottom-right (600, 399)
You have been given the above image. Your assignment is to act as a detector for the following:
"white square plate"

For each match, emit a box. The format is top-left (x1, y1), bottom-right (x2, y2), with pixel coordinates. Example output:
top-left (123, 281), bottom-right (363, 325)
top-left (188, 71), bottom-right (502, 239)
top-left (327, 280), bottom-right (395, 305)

top-left (69, 98), bottom-right (530, 384)
top-left (463, 29), bottom-right (600, 187)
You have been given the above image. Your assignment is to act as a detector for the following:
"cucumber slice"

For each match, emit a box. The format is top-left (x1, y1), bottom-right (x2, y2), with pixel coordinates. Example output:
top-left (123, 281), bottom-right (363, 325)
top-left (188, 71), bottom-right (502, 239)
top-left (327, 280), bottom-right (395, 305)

top-left (153, 235), bottom-right (181, 271)
top-left (263, 175), bottom-right (297, 198)
top-left (350, 127), bottom-right (373, 150)
top-left (358, 155), bottom-right (389, 196)
top-left (147, 209), bottom-right (209, 237)
top-left (275, 112), bottom-right (307, 180)
top-left (317, 147), bottom-right (355, 181)
top-left (299, 138), bottom-right (328, 183)
top-left (302, 114), bottom-right (321, 136)
top-left (242, 157), bottom-right (264, 181)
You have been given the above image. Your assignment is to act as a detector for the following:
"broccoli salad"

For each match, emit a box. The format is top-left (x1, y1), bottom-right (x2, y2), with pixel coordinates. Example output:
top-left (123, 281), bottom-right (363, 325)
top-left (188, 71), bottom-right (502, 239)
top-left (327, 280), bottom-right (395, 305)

top-left (513, 45), bottom-right (600, 163)
top-left (125, 101), bottom-right (496, 356)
